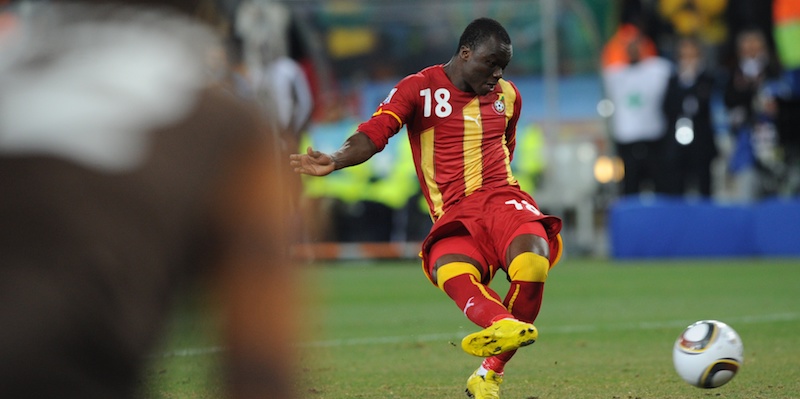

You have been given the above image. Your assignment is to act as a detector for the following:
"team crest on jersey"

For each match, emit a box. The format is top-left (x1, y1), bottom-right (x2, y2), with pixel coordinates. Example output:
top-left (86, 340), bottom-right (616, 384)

top-left (493, 94), bottom-right (505, 114)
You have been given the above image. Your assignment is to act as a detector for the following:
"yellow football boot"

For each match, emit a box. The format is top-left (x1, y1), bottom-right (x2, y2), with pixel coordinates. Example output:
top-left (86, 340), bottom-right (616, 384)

top-left (461, 318), bottom-right (538, 357)
top-left (465, 368), bottom-right (503, 399)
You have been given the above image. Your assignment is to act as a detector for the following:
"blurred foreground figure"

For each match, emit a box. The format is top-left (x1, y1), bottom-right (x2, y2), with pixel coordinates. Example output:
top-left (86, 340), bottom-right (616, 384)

top-left (0, 1), bottom-right (298, 398)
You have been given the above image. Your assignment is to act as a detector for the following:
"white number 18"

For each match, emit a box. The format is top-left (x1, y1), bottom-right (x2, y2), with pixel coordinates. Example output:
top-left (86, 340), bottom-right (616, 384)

top-left (420, 88), bottom-right (452, 118)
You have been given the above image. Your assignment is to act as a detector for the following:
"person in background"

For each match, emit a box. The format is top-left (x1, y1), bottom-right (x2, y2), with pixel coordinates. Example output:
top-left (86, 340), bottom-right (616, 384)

top-left (723, 28), bottom-right (782, 202)
top-left (291, 17), bottom-right (563, 399)
top-left (771, 0), bottom-right (800, 196)
top-left (661, 36), bottom-right (719, 198)
top-left (602, 25), bottom-right (673, 196)
top-left (233, 0), bottom-right (313, 248)
top-left (234, 0), bottom-right (313, 153)
top-left (0, 1), bottom-right (299, 398)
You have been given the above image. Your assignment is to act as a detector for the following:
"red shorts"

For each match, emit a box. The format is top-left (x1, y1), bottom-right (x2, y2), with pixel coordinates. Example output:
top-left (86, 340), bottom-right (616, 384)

top-left (421, 186), bottom-right (562, 285)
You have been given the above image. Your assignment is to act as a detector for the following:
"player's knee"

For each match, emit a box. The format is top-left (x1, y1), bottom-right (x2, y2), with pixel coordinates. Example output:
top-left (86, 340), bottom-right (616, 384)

top-left (435, 262), bottom-right (481, 292)
top-left (508, 252), bottom-right (550, 283)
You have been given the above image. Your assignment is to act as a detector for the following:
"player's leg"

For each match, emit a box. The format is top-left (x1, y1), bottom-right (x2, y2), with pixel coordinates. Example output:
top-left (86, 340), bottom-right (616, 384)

top-left (465, 366), bottom-right (503, 399)
top-left (480, 222), bottom-right (554, 374)
top-left (429, 238), bottom-right (515, 399)
top-left (450, 234), bottom-right (540, 357)
top-left (430, 233), bottom-right (512, 329)
top-left (430, 233), bottom-right (537, 357)
top-left (462, 222), bottom-right (556, 399)
top-left (503, 222), bottom-right (552, 324)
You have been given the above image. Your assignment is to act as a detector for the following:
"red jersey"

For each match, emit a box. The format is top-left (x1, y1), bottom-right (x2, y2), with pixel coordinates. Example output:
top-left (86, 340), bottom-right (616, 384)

top-left (358, 65), bottom-right (523, 221)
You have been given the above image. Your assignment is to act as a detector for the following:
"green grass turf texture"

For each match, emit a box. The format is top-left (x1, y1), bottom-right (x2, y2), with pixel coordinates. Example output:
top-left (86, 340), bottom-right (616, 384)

top-left (141, 257), bottom-right (800, 398)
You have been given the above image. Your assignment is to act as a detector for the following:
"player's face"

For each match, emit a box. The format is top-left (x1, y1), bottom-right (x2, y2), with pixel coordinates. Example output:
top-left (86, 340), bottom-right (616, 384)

top-left (462, 36), bottom-right (512, 96)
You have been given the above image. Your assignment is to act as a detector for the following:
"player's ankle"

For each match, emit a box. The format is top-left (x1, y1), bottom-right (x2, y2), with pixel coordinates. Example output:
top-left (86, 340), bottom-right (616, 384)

top-left (482, 357), bottom-right (506, 374)
top-left (489, 314), bottom-right (516, 324)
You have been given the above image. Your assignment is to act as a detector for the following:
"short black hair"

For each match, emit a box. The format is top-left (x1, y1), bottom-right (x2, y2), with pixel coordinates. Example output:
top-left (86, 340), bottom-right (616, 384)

top-left (455, 17), bottom-right (511, 55)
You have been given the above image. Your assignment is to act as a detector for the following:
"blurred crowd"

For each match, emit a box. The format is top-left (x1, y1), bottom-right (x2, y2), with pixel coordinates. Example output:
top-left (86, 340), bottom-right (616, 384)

top-left (602, 0), bottom-right (800, 202)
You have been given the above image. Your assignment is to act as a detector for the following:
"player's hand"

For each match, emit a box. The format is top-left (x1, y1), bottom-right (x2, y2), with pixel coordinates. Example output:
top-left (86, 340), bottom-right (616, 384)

top-left (289, 146), bottom-right (336, 176)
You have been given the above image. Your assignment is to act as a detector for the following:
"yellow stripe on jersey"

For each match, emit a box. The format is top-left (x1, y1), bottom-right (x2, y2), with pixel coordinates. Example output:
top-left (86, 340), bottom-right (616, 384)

top-left (498, 80), bottom-right (519, 186)
top-left (420, 127), bottom-right (443, 218)
top-left (462, 97), bottom-right (483, 196)
top-left (501, 127), bottom-right (517, 186)
top-left (499, 80), bottom-right (516, 123)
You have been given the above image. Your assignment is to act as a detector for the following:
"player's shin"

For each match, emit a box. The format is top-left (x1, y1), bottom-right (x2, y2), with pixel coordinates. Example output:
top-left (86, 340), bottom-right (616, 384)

top-left (504, 252), bottom-right (549, 323)
top-left (437, 262), bottom-right (512, 328)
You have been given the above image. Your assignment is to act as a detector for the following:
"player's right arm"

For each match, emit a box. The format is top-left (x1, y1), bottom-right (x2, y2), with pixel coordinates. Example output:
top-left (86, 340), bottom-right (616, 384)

top-left (290, 72), bottom-right (421, 177)
top-left (289, 131), bottom-right (378, 176)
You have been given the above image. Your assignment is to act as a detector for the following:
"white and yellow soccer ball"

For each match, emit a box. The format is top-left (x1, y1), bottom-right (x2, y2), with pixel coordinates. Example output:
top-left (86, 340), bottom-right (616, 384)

top-left (672, 320), bottom-right (744, 388)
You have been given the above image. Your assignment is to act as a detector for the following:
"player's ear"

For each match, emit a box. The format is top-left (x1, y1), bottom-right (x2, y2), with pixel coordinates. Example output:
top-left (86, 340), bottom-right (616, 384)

top-left (459, 45), bottom-right (471, 60)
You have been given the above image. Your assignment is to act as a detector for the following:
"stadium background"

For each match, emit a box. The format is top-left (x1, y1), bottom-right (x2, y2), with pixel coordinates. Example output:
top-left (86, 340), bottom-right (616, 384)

top-left (138, 2), bottom-right (800, 397)
top-left (272, 0), bottom-right (800, 260)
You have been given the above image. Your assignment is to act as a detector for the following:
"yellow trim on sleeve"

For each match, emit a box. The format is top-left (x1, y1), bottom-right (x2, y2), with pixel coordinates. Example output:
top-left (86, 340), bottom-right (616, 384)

top-left (372, 109), bottom-right (403, 125)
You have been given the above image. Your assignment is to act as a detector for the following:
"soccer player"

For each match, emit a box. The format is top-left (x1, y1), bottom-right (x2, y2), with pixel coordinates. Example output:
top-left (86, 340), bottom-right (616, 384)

top-left (290, 17), bottom-right (563, 399)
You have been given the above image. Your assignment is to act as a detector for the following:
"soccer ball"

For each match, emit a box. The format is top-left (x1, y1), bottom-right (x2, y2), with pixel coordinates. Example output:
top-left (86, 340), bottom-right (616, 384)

top-left (672, 320), bottom-right (744, 388)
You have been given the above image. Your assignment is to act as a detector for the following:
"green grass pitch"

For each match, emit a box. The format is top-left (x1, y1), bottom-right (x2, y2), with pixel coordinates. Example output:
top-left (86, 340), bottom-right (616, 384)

top-left (141, 257), bottom-right (800, 398)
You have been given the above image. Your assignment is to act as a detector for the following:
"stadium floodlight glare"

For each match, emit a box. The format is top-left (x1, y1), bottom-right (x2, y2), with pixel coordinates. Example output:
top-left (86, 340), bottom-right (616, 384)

top-left (596, 98), bottom-right (615, 118)
top-left (675, 117), bottom-right (695, 145)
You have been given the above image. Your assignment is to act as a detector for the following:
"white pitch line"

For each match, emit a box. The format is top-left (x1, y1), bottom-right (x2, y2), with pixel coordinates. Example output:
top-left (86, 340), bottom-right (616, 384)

top-left (156, 312), bottom-right (800, 357)
top-left (302, 312), bottom-right (800, 347)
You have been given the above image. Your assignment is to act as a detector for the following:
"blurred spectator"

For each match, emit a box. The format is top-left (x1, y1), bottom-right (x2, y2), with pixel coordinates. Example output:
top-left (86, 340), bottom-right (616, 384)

top-left (772, 0), bottom-right (800, 196)
top-left (602, 25), bottom-right (672, 195)
top-left (661, 36), bottom-right (719, 198)
top-left (0, 1), bottom-right (299, 398)
top-left (235, 0), bottom-right (313, 151)
top-left (655, 0), bottom-right (728, 62)
top-left (224, 32), bottom-right (258, 100)
top-left (617, 0), bottom-right (661, 48)
top-left (723, 28), bottom-right (782, 202)
top-left (233, 0), bottom-right (314, 247)
top-left (722, 0), bottom-right (775, 67)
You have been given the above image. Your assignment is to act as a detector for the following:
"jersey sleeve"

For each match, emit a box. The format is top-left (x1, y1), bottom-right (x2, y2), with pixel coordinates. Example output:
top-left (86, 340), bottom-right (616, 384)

top-left (504, 81), bottom-right (522, 160)
top-left (357, 73), bottom-right (421, 152)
